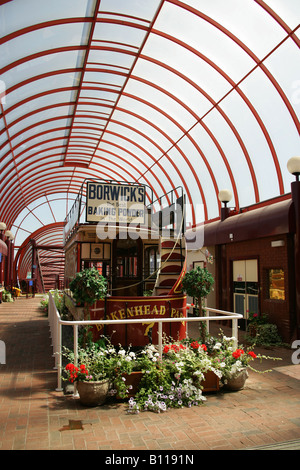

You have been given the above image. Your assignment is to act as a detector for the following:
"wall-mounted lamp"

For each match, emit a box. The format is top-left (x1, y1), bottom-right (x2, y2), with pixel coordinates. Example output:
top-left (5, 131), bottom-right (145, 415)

top-left (218, 189), bottom-right (233, 221)
top-left (4, 230), bottom-right (14, 241)
top-left (0, 222), bottom-right (7, 232)
top-left (287, 156), bottom-right (300, 181)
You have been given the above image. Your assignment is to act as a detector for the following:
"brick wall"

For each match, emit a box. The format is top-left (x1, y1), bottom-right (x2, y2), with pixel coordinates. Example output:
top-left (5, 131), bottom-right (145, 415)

top-left (218, 234), bottom-right (295, 342)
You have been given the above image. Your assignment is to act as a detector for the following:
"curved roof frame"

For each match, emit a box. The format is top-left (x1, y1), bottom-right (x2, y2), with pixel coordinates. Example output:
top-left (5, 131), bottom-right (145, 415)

top-left (1, 0), bottom-right (299, 282)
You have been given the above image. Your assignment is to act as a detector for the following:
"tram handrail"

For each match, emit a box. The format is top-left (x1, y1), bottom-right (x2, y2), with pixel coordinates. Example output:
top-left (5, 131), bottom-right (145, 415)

top-left (48, 291), bottom-right (243, 391)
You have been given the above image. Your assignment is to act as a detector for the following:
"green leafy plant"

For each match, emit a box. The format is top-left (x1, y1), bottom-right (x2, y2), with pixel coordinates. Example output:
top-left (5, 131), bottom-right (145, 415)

top-left (248, 312), bottom-right (268, 326)
top-left (69, 267), bottom-right (107, 319)
top-left (40, 295), bottom-right (49, 313)
top-left (2, 289), bottom-right (14, 303)
top-left (182, 266), bottom-right (214, 314)
top-left (182, 266), bottom-right (214, 341)
top-left (247, 323), bottom-right (284, 347)
top-left (246, 312), bottom-right (285, 347)
top-left (62, 342), bottom-right (114, 383)
top-left (61, 332), bottom-right (281, 412)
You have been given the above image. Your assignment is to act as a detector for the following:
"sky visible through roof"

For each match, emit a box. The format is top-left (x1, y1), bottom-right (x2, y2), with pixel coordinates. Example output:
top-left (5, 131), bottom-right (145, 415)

top-left (0, 0), bottom-right (299, 271)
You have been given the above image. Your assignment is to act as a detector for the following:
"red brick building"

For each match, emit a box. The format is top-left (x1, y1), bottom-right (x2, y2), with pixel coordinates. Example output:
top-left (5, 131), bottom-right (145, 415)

top-left (203, 198), bottom-right (297, 342)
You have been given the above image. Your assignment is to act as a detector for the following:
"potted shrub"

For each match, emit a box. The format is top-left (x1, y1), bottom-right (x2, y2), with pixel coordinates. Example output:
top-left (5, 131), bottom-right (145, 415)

top-left (208, 332), bottom-right (281, 391)
top-left (63, 343), bottom-right (112, 406)
top-left (69, 267), bottom-right (107, 320)
top-left (182, 266), bottom-right (214, 342)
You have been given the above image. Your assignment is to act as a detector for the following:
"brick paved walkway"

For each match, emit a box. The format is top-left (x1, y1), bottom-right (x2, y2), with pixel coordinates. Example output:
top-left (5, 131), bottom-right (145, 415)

top-left (0, 297), bottom-right (300, 451)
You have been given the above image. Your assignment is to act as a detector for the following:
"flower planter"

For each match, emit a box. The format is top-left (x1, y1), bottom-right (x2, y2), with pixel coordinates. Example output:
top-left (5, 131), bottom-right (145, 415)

top-left (224, 368), bottom-right (249, 391)
top-left (116, 371), bottom-right (143, 399)
top-left (201, 370), bottom-right (220, 392)
top-left (77, 379), bottom-right (109, 406)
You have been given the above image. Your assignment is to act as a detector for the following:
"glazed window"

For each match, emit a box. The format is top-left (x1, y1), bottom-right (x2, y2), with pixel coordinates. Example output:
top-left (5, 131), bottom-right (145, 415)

top-left (144, 246), bottom-right (159, 277)
top-left (268, 269), bottom-right (285, 300)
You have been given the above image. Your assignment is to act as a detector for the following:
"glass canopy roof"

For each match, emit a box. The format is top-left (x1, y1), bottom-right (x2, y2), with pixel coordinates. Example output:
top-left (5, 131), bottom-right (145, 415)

top-left (1, 0), bottom-right (300, 259)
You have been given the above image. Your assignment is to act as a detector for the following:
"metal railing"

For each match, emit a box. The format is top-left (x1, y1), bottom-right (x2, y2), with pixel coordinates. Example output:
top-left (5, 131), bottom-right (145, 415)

top-left (48, 291), bottom-right (243, 392)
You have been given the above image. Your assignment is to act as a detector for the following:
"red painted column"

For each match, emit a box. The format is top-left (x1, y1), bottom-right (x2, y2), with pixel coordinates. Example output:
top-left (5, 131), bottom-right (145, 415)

top-left (0, 231), bottom-right (5, 286)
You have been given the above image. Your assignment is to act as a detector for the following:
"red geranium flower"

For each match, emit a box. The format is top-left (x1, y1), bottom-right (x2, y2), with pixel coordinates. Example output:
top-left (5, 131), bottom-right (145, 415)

top-left (232, 348), bottom-right (244, 359)
top-left (248, 351), bottom-right (257, 359)
top-left (191, 341), bottom-right (200, 349)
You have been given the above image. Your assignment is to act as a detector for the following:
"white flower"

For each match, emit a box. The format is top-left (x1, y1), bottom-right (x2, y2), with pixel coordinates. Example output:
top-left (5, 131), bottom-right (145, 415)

top-left (129, 352), bottom-right (136, 358)
top-left (220, 362), bottom-right (226, 368)
top-left (125, 356), bottom-right (132, 362)
top-left (213, 342), bottom-right (222, 350)
top-left (224, 336), bottom-right (234, 342)
top-left (118, 350), bottom-right (125, 356)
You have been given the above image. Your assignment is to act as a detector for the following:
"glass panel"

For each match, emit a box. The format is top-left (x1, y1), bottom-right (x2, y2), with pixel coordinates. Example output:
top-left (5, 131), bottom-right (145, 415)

top-left (143, 33), bottom-right (232, 102)
top-left (132, 58), bottom-right (213, 118)
top-left (155, 1), bottom-right (256, 82)
top-left (124, 78), bottom-right (197, 130)
top-left (98, 0), bottom-right (160, 18)
top-left (0, 23), bottom-right (86, 69)
top-left (176, 0), bottom-right (287, 58)
top-left (269, 268), bottom-right (285, 300)
top-left (220, 87), bottom-right (280, 203)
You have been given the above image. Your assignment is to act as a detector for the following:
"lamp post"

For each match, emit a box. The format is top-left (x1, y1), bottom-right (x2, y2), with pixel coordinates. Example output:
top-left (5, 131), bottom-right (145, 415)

top-left (287, 156), bottom-right (300, 339)
top-left (218, 189), bottom-right (233, 221)
top-left (0, 222), bottom-right (6, 287)
top-left (4, 230), bottom-right (14, 290)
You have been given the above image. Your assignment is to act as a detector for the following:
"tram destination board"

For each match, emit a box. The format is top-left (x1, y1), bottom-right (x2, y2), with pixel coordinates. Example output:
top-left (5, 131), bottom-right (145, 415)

top-left (86, 181), bottom-right (146, 225)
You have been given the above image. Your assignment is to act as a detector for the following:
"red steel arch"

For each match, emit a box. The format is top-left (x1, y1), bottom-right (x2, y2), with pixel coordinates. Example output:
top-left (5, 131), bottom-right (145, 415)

top-left (0, 0), bottom-right (299, 280)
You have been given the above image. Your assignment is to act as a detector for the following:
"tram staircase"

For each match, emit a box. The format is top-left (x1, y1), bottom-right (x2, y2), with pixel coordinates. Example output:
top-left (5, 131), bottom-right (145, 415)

top-left (153, 236), bottom-right (186, 296)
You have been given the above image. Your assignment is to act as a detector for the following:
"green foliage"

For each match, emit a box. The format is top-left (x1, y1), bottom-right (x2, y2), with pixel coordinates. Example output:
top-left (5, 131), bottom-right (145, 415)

top-left (182, 267), bottom-right (214, 342)
top-left (40, 295), bottom-right (49, 314)
top-left (69, 267), bottom-right (107, 306)
top-left (182, 266), bottom-right (214, 308)
top-left (247, 323), bottom-right (284, 347)
top-left (248, 312), bottom-right (268, 326)
top-left (2, 289), bottom-right (14, 302)
top-left (62, 331), bottom-right (282, 413)
top-left (40, 290), bottom-right (68, 318)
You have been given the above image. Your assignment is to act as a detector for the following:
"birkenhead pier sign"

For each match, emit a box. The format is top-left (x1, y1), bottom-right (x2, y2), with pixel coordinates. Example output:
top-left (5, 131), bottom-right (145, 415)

top-left (86, 182), bottom-right (146, 225)
top-left (90, 295), bottom-right (187, 347)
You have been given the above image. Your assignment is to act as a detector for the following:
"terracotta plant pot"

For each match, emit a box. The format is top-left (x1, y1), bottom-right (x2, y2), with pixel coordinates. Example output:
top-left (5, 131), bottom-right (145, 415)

top-left (116, 371), bottom-right (143, 399)
top-left (201, 370), bottom-right (220, 392)
top-left (77, 379), bottom-right (109, 406)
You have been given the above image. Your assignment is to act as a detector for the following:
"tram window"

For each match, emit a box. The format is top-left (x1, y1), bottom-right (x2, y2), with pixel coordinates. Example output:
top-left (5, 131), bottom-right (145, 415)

top-left (117, 256), bottom-right (137, 277)
top-left (145, 246), bottom-right (159, 276)
top-left (268, 269), bottom-right (285, 300)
